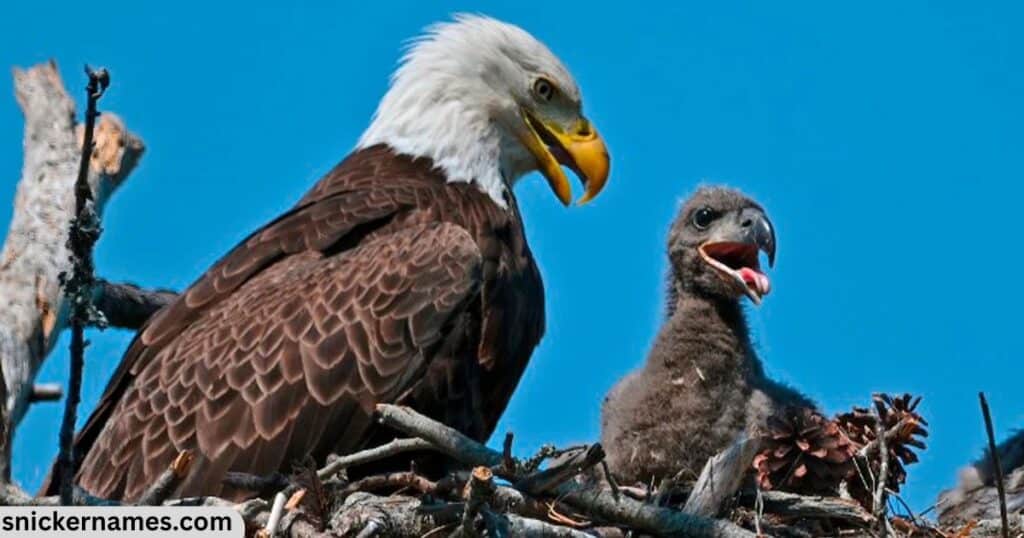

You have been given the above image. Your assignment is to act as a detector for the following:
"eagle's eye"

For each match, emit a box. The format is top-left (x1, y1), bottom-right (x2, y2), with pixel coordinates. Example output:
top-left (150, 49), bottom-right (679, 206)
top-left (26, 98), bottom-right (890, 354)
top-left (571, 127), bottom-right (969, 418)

top-left (533, 78), bottom-right (555, 102)
top-left (692, 207), bottom-right (718, 230)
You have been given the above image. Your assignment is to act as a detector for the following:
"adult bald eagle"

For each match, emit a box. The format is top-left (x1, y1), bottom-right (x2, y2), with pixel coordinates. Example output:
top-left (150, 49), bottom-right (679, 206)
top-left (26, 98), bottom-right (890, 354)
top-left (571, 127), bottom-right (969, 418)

top-left (50, 15), bottom-right (610, 501)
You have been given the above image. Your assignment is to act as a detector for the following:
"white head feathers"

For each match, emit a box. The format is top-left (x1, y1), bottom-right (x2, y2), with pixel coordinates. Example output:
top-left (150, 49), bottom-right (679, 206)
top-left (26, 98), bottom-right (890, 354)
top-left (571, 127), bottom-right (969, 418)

top-left (358, 15), bottom-right (582, 207)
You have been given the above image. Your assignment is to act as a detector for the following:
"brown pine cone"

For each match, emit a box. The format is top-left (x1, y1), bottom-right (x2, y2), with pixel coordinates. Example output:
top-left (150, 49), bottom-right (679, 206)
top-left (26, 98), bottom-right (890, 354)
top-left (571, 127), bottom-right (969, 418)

top-left (753, 406), bottom-right (856, 495)
top-left (837, 393), bottom-right (928, 507)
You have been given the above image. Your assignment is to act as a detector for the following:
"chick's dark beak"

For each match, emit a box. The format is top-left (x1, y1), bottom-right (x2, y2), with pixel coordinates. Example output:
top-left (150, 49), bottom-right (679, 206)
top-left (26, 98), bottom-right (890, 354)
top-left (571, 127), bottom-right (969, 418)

top-left (742, 208), bottom-right (776, 268)
top-left (698, 207), bottom-right (777, 304)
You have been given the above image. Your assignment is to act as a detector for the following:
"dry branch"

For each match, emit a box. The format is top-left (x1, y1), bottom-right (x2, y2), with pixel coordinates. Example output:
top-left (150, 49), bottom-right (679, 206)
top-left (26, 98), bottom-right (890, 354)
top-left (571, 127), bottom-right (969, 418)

top-left (979, 392), bottom-right (1011, 538)
top-left (318, 437), bottom-right (434, 481)
top-left (137, 451), bottom-right (194, 506)
top-left (27, 383), bottom-right (63, 403)
top-left (93, 280), bottom-right (177, 329)
top-left (684, 435), bottom-right (761, 517)
top-left (0, 62), bottom-right (143, 460)
top-left (57, 64), bottom-right (109, 506)
top-left (754, 490), bottom-right (874, 527)
top-left (515, 443), bottom-right (604, 495)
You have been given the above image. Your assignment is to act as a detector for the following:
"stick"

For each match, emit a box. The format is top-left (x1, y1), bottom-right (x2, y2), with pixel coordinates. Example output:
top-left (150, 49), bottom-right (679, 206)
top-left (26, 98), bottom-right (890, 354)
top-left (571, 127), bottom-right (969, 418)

top-left (136, 451), bottom-right (194, 506)
top-left (93, 280), bottom-right (177, 329)
top-left (340, 472), bottom-right (439, 498)
top-left (318, 437), bottom-right (435, 481)
top-left (872, 402), bottom-right (889, 535)
top-left (684, 435), bottom-right (761, 517)
top-left (28, 383), bottom-right (63, 403)
top-left (514, 444), bottom-right (604, 494)
top-left (750, 491), bottom-right (874, 527)
top-left (265, 491), bottom-right (287, 537)
top-left (376, 404), bottom-right (758, 538)
top-left (979, 392), bottom-right (1011, 538)
top-left (459, 467), bottom-right (495, 536)
top-left (57, 65), bottom-right (109, 506)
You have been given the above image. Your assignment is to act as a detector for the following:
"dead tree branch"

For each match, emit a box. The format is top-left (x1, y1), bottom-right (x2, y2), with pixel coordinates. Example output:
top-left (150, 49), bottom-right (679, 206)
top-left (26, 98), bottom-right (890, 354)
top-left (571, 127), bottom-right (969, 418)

top-left (0, 61), bottom-right (144, 476)
top-left (137, 451), bottom-right (194, 506)
top-left (57, 65), bottom-right (109, 506)
top-left (318, 437), bottom-right (435, 481)
top-left (979, 392), bottom-right (1011, 538)
top-left (514, 444), bottom-right (604, 495)
top-left (683, 435), bottom-right (761, 517)
top-left (753, 491), bottom-right (874, 527)
top-left (872, 403), bottom-right (889, 535)
top-left (93, 280), bottom-right (177, 329)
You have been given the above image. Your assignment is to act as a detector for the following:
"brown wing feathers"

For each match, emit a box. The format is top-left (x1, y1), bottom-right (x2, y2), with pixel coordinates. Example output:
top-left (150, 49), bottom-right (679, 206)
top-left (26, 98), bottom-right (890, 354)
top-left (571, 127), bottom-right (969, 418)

top-left (52, 147), bottom-right (543, 502)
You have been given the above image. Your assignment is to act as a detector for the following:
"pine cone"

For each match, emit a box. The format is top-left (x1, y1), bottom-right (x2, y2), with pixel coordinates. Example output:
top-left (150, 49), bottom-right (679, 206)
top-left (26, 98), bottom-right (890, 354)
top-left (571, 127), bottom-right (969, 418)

top-left (753, 407), bottom-right (856, 494)
top-left (837, 393), bottom-right (928, 503)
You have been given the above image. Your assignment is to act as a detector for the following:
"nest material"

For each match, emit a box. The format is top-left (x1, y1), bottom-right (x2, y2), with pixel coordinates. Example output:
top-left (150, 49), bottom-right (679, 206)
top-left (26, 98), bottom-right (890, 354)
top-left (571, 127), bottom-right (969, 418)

top-left (836, 393), bottom-right (928, 495)
top-left (754, 407), bottom-right (856, 494)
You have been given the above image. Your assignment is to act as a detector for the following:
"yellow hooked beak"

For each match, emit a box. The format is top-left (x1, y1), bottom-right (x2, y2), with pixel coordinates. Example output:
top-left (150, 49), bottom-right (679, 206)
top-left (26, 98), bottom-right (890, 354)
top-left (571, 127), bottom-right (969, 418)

top-left (519, 110), bottom-right (610, 206)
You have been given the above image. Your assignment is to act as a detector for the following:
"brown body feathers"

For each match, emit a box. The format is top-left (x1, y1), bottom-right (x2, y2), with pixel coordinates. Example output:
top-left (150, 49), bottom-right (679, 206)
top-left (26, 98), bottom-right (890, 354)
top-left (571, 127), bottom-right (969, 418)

top-left (48, 146), bottom-right (545, 501)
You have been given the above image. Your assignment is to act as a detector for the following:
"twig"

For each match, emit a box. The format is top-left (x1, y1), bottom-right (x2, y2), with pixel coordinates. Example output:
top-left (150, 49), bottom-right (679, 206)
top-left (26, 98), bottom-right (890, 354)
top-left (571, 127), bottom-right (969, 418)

top-left (341, 472), bottom-right (439, 498)
top-left (222, 472), bottom-right (291, 496)
top-left (856, 418), bottom-right (909, 459)
top-left (265, 491), bottom-right (287, 537)
top-left (514, 444), bottom-right (604, 494)
top-left (355, 520), bottom-right (382, 538)
top-left (458, 467), bottom-right (496, 537)
top-left (28, 383), bottom-right (63, 403)
top-left (502, 432), bottom-right (515, 474)
top-left (979, 392), bottom-right (1011, 538)
top-left (136, 451), bottom-right (194, 506)
top-left (601, 460), bottom-right (621, 501)
top-left (318, 437), bottom-right (435, 481)
top-left (376, 404), bottom-right (758, 537)
top-left (57, 65), bottom-right (109, 506)
top-left (873, 402), bottom-right (889, 535)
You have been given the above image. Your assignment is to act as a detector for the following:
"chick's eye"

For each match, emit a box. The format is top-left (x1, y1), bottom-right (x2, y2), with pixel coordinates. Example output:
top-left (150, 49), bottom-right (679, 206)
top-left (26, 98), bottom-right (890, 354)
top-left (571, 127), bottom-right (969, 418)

top-left (692, 207), bottom-right (717, 230)
top-left (533, 78), bottom-right (555, 101)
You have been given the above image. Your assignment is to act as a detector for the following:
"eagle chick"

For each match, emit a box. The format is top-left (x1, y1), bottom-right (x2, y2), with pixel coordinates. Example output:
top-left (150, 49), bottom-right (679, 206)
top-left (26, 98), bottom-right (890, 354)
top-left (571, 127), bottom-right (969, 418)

top-left (601, 186), bottom-right (813, 486)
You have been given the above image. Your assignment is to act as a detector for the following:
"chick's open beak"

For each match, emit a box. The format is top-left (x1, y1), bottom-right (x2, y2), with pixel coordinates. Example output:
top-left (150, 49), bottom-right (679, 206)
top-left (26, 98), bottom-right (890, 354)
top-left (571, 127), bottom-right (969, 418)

top-left (520, 111), bottom-right (610, 206)
top-left (698, 209), bottom-right (777, 305)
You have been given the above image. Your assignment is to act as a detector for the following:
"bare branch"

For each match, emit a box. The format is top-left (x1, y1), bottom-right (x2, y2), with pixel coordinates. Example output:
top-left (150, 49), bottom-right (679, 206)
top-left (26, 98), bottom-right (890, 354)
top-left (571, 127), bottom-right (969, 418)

top-left (979, 392), bottom-right (1011, 538)
top-left (684, 435), bottom-right (761, 517)
top-left (514, 444), bottom-right (604, 494)
top-left (27, 383), bottom-right (62, 403)
top-left (137, 451), bottom-right (194, 506)
top-left (318, 437), bottom-right (435, 481)
top-left (58, 65), bottom-right (109, 506)
top-left (93, 280), bottom-right (177, 329)
top-left (755, 490), bottom-right (874, 527)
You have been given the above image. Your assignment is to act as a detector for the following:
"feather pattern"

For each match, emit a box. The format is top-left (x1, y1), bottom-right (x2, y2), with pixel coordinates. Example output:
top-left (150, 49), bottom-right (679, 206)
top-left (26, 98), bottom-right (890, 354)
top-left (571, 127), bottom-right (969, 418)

top-left (45, 146), bottom-right (545, 501)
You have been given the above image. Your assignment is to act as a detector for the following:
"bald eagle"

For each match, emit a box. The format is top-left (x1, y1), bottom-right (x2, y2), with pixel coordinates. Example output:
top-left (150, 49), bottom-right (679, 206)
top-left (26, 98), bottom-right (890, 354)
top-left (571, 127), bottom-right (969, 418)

top-left (49, 15), bottom-right (610, 501)
top-left (600, 187), bottom-right (811, 486)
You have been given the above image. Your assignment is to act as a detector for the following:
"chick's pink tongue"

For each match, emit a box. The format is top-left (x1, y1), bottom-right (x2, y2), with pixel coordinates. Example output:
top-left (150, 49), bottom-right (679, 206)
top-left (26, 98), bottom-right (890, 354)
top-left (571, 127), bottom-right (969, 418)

top-left (738, 267), bottom-right (771, 295)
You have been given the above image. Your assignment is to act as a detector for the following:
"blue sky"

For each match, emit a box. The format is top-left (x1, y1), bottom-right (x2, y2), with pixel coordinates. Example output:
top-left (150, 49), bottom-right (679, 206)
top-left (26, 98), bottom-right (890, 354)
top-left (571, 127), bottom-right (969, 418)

top-left (1, 1), bottom-right (1021, 512)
